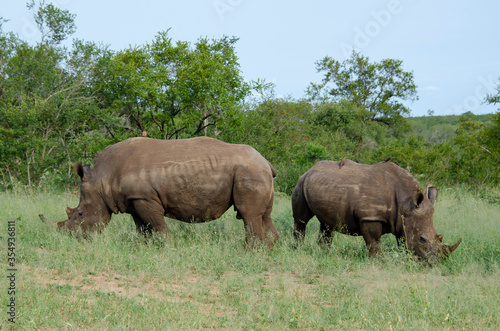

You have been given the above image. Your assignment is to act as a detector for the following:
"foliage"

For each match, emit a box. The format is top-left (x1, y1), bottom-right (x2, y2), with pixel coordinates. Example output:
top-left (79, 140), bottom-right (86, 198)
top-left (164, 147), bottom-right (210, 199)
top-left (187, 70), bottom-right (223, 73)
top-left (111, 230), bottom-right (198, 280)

top-left (0, 2), bottom-right (498, 192)
top-left (0, 4), bottom-right (107, 188)
top-left (236, 98), bottom-right (313, 163)
top-left (307, 50), bottom-right (417, 133)
top-left (27, 0), bottom-right (76, 45)
top-left (311, 100), bottom-right (394, 156)
top-left (485, 78), bottom-right (500, 105)
top-left (451, 113), bottom-right (500, 189)
top-left (96, 31), bottom-right (250, 140)
top-left (408, 114), bottom-right (493, 144)
top-left (370, 112), bottom-right (499, 189)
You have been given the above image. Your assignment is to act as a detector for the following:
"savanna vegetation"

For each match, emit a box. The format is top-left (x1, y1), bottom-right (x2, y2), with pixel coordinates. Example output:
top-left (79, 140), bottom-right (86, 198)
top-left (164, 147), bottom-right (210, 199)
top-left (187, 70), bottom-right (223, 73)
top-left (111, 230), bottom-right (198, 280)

top-left (1, 189), bottom-right (498, 329)
top-left (1, 2), bottom-right (499, 329)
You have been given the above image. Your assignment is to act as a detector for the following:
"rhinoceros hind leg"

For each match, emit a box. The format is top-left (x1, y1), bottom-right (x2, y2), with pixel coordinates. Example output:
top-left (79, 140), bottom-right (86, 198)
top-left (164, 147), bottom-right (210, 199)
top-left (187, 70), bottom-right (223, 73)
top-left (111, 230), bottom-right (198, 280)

top-left (240, 205), bottom-right (278, 249)
top-left (318, 222), bottom-right (334, 249)
top-left (131, 199), bottom-right (168, 236)
top-left (235, 196), bottom-right (278, 249)
top-left (233, 174), bottom-right (278, 248)
top-left (241, 214), bottom-right (265, 248)
top-left (292, 199), bottom-right (314, 244)
top-left (262, 195), bottom-right (279, 248)
top-left (360, 221), bottom-right (383, 257)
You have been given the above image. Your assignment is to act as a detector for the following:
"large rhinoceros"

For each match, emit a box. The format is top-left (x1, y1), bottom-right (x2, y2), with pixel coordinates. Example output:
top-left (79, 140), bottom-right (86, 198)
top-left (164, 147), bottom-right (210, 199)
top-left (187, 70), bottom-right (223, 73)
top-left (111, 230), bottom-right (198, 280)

top-left (56, 137), bottom-right (279, 248)
top-left (292, 159), bottom-right (461, 262)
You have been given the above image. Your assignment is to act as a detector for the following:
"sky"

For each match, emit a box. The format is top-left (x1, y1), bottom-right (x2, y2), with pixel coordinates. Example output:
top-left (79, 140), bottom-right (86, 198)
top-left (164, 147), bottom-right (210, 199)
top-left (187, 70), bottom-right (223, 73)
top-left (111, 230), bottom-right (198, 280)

top-left (1, 0), bottom-right (499, 117)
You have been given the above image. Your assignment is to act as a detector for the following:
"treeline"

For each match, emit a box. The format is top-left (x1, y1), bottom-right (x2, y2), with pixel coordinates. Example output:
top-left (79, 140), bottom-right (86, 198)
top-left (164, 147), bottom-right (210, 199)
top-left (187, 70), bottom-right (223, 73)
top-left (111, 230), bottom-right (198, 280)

top-left (1, 3), bottom-right (499, 193)
top-left (223, 101), bottom-right (499, 194)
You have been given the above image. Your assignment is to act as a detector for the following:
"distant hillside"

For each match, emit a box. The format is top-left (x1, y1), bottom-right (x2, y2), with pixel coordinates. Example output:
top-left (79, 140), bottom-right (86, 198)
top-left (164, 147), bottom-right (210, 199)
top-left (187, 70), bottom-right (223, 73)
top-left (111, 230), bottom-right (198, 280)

top-left (407, 113), bottom-right (494, 144)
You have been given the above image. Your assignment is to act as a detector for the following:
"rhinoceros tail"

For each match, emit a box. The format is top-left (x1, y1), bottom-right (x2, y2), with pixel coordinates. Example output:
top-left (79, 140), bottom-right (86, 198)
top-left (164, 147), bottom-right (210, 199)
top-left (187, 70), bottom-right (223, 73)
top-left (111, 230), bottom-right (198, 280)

top-left (268, 162), bottom-right (277, 178)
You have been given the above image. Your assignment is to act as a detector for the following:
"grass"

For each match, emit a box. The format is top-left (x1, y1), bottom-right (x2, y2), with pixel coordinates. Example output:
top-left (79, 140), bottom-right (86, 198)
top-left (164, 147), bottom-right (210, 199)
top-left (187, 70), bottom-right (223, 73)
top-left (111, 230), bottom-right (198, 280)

top-left (1, 188), bottom-right (499, 330)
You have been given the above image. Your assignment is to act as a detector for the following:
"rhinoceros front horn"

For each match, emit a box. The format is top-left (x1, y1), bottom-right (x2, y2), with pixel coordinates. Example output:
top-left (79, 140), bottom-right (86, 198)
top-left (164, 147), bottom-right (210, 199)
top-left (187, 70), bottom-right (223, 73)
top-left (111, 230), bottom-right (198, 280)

top-left (445, 238), bottom-right (462, 257)
top-left (38, 214), bottom-right (59, 228)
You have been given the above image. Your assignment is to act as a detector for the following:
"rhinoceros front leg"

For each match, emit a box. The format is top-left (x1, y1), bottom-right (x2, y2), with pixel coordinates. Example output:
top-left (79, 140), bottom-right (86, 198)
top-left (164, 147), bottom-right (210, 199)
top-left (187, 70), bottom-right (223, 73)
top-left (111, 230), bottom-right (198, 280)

top-left (131, 199), bottom-right (168, 236)
top-left (131, 213), bottom-right (153, 235)
top-left (360, 221), bottom-right (383, 257)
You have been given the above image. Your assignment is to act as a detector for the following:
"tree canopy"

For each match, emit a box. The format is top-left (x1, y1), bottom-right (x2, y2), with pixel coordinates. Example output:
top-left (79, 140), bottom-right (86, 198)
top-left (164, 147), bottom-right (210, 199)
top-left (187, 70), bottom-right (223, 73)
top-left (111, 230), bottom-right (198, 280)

top-left (97, 32), bottom-right (250, 140)
top-left (307, 51), bottom-right (418, 131)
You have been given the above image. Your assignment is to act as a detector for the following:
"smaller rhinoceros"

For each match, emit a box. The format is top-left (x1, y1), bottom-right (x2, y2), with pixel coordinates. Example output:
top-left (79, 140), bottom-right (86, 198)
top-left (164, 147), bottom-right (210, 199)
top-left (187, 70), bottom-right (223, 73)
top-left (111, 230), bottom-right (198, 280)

top-left (48, 137), bottom-right (279, 248)
top-left (292, 159), bottom-right (461, 262)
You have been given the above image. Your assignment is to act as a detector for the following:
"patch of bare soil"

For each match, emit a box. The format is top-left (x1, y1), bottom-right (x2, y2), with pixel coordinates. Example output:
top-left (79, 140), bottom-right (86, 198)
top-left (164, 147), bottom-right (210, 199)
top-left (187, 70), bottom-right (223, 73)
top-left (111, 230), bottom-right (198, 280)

top-left (23, 265), bottom-right (334, 312)
top-left (23, 265), bottom-right (238, 318)
top-left (25, 264), bottom-right (209, 300)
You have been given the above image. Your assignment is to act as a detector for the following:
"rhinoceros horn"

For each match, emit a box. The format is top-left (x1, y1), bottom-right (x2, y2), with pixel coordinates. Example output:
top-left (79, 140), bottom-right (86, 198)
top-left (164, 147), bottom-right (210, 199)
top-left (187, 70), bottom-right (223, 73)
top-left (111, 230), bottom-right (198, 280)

top-left (39, 214), bottom-right (62, 228)
top-left (444, 238), bottom-right (462, 257)
top-left (38, 214), bottom-right (49, 223)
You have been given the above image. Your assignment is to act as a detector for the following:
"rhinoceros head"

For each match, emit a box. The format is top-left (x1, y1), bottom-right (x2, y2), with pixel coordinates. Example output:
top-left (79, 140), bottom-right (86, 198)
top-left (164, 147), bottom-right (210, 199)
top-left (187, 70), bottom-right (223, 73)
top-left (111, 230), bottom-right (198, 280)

top-left (402, 183), bottom-right (461, 263)
top-left (57, 162), bottom-right (111, 238)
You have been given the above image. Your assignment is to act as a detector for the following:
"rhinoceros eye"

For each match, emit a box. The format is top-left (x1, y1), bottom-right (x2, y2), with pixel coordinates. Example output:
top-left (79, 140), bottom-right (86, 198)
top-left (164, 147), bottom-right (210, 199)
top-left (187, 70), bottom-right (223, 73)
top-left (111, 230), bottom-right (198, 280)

top-left (419, 236), bottom-right (427, 243)
top-left (78, 212), bottom-right (83, 217)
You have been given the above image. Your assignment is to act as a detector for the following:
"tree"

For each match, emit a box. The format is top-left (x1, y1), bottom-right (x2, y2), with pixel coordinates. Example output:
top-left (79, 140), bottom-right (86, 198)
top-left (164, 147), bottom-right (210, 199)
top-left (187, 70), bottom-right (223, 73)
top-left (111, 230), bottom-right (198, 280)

top-left (307, 51), bottom-right (418, 132)
top-left (227, 98), bottom-right (314, 193)
top-left (0, 2), bottom-right (111, 188)
top-left (0, 2), bottom-right (257, 189)
top-left (485, 78), bottom-right (500, 105)
top-left (27, 0), bottom-right (76, 45)
top-left (96, 31), bottom-right (251, 139)
top-left (451, 113), bottom-right (499, 190)
top-left (482, 79), bottom-right (500, 164)
top-left (311, 100), bottom-right (371, 154)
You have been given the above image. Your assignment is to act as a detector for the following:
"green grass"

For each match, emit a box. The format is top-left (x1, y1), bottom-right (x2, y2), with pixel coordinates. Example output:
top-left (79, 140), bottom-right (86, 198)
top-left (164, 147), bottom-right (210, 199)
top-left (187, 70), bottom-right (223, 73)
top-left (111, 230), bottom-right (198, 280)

top-left (1, 188), bottom-right (499, 330)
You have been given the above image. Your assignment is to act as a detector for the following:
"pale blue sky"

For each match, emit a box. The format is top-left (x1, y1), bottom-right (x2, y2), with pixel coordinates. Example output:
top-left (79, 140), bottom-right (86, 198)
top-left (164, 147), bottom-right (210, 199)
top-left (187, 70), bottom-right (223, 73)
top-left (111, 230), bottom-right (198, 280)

top-left (2, 0), bottom-right (499, 116)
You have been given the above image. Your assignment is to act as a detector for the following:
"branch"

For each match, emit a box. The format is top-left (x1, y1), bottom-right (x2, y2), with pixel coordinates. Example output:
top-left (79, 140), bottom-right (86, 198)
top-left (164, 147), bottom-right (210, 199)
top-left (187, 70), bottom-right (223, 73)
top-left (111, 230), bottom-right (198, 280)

top-left (478, 145), bottom-right (500, 162)
top-left (45, 76), bottom-right (86, 103)
top-left (193, 113), bottom-right (215, 135)
top-left (103, 123), bottom-right (115, 139)
top-left (369, 80), bottom-right (388, 112)
top-left (127, 108), bottom-right (144, 132)
top-left (167, 126), bottom-right (186, 140)
top-left (150, 112), bottom-right (164, 133)
top-left (373, 117), bottom-right (392, 127)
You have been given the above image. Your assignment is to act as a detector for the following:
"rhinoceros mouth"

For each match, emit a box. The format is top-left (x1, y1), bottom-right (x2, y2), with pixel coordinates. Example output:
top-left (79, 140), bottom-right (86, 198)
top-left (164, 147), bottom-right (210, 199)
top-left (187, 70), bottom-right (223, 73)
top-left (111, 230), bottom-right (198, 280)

top-left (410, 236), bottom-right (462, 263)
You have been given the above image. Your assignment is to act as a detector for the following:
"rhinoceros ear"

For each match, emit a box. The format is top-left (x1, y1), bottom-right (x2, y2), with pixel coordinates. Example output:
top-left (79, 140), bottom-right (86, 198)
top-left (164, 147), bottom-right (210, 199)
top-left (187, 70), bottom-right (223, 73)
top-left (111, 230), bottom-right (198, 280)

top-left (74, 162), bottom-right (91, 182)
top-left (413, 190), bottom-right (425, 208)
top-left (425, 183), bottom-right (438, 205)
